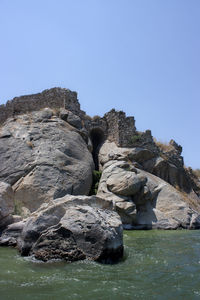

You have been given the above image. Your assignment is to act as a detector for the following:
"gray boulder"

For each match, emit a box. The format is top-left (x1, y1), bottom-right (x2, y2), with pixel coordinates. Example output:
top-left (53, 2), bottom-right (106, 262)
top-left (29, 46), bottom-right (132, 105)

top-left (107, 170), bottom-right (147, 196)
top-left (0, 182), bottom-right (14, 230)
top-left (0, 110), bottom-right (94, 213)
top-left (0, 220), bottom-right (25, 246)
top-left (8, 195), bottom-right (123, 263)
top-left (97, 160), bottom-right (200, 229)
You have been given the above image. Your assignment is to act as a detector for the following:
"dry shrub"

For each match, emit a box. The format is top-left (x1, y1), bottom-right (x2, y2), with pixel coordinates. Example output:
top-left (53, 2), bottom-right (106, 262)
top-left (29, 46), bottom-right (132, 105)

top-left (52, 107), bottom-right (61, 116)
top-left (84, 114), bottom-right (92, 121)
top-left (154, 138), bottom-right (173, 152)
top-left (92, 115), bottom-right (101, 121)
top-left (193, 169), bottom-right (200, 178)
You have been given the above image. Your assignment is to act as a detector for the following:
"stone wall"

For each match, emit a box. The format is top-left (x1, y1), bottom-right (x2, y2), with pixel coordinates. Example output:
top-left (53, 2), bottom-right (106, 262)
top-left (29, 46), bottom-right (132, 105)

top-left (104, 109), bottom-right (136, 147)
top-left (0, 88), bottom-right (157, 152)
top-left (84, 116), bottom-right (108, 137)
top-left (0, 88), bottom-right (85, 125)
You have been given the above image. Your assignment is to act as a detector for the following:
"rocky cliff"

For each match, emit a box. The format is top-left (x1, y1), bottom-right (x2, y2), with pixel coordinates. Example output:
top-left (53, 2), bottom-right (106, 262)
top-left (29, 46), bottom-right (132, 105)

top-left (0, 88), bottom-right (200, 261)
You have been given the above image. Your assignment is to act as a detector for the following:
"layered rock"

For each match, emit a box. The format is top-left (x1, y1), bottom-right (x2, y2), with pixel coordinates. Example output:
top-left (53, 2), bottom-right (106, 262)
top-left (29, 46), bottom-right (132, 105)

top-left (0, 195), bottom-right (123, 263)
top-left (99, 140), bottom-right (200, 202)
top-left (0, 108), bottom-right (94, 214)
top-left (97, 158), bottom-right (200, 229)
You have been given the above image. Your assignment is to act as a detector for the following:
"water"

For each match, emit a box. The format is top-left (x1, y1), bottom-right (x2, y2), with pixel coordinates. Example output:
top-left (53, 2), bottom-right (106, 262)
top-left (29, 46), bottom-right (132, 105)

top-left (1, 230), bottom-right (200, 300)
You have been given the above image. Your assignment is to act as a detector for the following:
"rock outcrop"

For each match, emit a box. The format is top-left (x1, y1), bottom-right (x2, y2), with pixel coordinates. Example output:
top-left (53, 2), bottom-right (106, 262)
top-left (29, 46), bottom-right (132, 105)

top-left (97, 143), bottom-right (200, 229)
top-left (0, 108), bottom-right (94, 215)
top-left (98, 140), bottom-right (200, 202)
top-left (0, 87), bottom-right (199, 244)
top-left (0, 88), bottom-right (199, 200)
top-left (0, 195), bottom-right (123, 263)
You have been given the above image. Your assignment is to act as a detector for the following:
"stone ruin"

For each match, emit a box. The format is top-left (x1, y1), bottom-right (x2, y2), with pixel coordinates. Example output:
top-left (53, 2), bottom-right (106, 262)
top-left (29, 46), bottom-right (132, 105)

top-left (0, 88), bottom-right (82, 124)
top-left (0, 87), bottom-right (156, 151)
top-left (0, 87), bottom-right (184, 174)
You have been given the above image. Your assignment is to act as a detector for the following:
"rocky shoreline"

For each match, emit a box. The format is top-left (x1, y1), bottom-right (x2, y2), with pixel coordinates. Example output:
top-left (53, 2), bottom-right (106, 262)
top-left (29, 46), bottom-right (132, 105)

top-left (0, 88), bottom-right (200, 263)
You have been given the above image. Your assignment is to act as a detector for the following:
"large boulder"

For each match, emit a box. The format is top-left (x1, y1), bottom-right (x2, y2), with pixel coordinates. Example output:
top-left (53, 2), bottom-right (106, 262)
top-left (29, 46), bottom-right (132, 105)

top-left (0, 195), bottom-right (123, 263)
top-left (0, 182), bottom-right (14, 230)
top-left (97, 160), bottom-right (200, 229)
top-left (0, 110), bottom-right (94, 214)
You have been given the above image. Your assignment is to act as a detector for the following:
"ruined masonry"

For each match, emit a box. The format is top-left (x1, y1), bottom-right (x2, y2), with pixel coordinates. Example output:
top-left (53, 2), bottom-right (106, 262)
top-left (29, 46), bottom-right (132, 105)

top-left (0, 87), bottom-right (152, 148)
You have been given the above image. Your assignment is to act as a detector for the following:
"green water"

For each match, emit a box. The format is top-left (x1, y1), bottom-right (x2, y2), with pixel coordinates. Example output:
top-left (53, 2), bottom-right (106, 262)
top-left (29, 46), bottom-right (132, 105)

top-left (1, 230), bottom-right (200, 300)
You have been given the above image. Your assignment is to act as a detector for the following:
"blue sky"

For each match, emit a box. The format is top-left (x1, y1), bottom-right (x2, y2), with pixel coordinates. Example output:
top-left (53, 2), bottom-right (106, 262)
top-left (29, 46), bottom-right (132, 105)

top-left (0, 0), bottom-right (199, 168)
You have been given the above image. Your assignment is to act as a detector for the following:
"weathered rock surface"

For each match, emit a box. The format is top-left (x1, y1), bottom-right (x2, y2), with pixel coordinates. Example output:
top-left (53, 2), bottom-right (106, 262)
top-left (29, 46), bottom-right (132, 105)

top-left (0, 182), bottom-right (15, 230)
top-left (99, 140), bottom-right (200, 202)
top-left (97, 160), bottom-right (200, 229)
top-left (0, 88), bottom-right (199, 239)
top-left (0, 109), bottom-right (94, 213)
top-left (1, 87), bottom-right (199, 200)
top-left (98, 141), bottom-right (156, 169)
top-left (0, 195), bottom-right (123, 263)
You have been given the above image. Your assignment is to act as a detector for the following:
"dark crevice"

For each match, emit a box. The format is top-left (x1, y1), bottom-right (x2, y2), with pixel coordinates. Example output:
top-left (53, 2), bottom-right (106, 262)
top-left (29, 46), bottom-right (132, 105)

top-left (90, 128), bottom-right (105, 170)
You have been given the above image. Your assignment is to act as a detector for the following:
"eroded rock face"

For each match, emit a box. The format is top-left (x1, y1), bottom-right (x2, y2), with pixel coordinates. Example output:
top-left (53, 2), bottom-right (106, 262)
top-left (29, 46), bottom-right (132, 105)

top-left (97, 160), bottom-right (200, 229)
top-left (99, 140), bottom-right (200, 203)
top-left (0, 109), bottom-right (94, 213)
top-left (0, 182), bottom-right (15, 230)
top-left (0, 195), bottom-right (123, 263)
top-left (98, 141), bottom-right (156, 169)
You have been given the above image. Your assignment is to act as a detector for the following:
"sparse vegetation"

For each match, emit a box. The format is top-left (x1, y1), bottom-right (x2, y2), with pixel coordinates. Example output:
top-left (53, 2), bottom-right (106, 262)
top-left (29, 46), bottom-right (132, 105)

top-left (92, 115), bottom-right (101, 121)
top-left (128, 134), bottom-right (141, 145)
top-left (52, 107), bottom-right (61, 116)
top-left (84, 114), bottom-right (92, 121)
top-left (14, 200), bottom-right (22, 215)
top-left (89, 170), bottom-right (102, 195)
